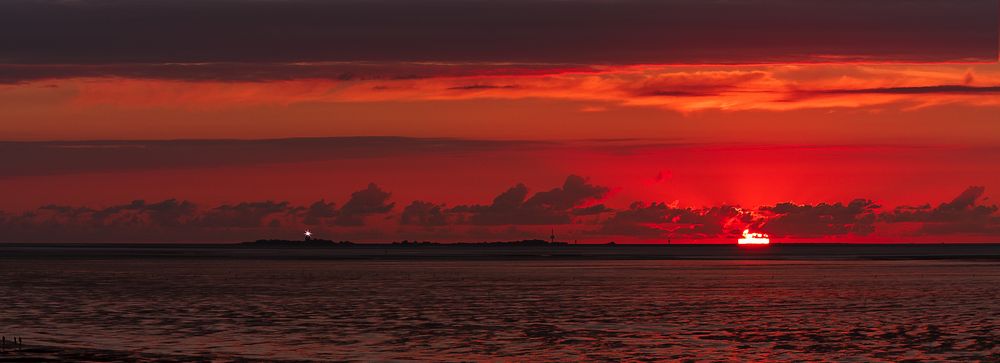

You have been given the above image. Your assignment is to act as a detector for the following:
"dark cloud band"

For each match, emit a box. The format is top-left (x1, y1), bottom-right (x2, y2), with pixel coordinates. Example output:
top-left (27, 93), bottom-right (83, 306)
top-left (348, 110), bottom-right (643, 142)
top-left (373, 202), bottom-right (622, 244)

top-left (0, 62), bottom-right (593, 84)
top-left (1, 0), bottom-right (995, 67)
top-left (0, 137), bottom-right (555, 177)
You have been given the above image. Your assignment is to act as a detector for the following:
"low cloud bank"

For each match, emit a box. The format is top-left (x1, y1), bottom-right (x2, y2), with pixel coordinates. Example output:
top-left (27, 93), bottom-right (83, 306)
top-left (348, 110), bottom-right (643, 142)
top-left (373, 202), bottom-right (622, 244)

top-left (1, 178), bottom-right (996, 243)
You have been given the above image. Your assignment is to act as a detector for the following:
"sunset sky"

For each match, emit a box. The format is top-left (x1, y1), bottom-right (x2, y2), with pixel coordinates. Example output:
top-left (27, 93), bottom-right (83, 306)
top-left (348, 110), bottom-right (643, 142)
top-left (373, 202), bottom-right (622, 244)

top-left (1, 0), bottom-right (998, 243)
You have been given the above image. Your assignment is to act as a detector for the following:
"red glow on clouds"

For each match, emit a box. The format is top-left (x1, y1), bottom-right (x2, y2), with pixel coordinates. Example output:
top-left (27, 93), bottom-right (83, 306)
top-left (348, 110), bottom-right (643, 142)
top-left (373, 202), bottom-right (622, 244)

top-left (0, 0), bottom-right (997, 243)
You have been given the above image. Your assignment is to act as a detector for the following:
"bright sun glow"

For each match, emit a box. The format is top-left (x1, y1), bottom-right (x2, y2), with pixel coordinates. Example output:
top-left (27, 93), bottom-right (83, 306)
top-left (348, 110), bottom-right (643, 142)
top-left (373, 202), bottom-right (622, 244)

top-left (304, 230), bottom-right (312, 237)
top-left (737, 229), bottom-right (770, 245)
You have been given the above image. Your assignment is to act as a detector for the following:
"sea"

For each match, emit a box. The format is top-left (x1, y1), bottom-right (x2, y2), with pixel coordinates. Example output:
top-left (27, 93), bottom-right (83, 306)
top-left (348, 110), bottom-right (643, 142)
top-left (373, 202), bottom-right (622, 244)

top-left (0, 244), bottom-right (998, 361)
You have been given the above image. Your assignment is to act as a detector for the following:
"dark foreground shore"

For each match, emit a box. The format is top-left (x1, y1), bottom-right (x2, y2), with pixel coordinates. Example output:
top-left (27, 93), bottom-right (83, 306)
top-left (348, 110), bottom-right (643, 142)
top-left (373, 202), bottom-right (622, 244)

top-left (2, 256), bottom-right (998, 361)
top-left (0, 344), bottom-right (318, 362)
top-left (0, 344), bottom-right (211, 363)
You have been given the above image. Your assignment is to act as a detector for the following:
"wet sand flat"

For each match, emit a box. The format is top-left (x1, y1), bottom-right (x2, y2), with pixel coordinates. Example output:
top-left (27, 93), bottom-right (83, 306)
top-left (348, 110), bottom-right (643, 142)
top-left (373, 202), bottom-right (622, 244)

top-left (1, 246), bottom-right (998, 361)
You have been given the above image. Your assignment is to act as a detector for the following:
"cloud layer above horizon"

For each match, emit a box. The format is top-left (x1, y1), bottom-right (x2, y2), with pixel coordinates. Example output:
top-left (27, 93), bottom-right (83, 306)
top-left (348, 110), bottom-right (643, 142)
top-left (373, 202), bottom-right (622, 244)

top-left (2, 175), bottom-right (997, 243)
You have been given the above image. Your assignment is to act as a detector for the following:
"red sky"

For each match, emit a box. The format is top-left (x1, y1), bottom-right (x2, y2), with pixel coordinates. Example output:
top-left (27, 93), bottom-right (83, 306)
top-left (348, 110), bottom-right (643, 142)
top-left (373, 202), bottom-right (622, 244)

top-left (0, 0), bottom-right (998, 243)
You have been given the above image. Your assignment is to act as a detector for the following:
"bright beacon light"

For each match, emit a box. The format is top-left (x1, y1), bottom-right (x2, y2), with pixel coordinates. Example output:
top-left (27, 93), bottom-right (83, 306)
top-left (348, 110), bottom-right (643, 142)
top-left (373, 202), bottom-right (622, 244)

top-left (737, 229), bottom-right (770, 245)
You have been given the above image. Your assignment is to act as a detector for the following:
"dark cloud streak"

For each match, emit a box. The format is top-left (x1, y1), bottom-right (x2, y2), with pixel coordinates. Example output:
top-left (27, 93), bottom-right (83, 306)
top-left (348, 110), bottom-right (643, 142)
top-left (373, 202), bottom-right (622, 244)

top-left (0, 62), bottom-right (592, 84)
top-left (812, 85), bottom-right (1000, 95)
top-left (0, 137), bottom-right (554, 178)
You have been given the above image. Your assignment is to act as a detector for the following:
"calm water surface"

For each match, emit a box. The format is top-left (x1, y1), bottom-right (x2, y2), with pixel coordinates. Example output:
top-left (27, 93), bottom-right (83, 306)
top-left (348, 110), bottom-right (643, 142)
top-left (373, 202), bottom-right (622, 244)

top-left (1, 258), bottom-right (998, 361)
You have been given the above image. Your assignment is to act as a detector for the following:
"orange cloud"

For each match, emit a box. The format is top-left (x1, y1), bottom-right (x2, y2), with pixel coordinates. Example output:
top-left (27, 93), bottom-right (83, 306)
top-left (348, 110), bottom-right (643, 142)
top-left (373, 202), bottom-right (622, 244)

top-left (37, 63), bottom-right (1000, 112)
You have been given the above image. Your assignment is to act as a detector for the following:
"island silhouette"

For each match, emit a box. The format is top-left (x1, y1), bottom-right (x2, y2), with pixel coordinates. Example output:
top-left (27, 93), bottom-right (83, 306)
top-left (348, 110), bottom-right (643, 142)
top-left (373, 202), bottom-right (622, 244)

top-left (242, 229), bottom-right (578, 248)
top-left (241, 238), bottom-right (571, 248)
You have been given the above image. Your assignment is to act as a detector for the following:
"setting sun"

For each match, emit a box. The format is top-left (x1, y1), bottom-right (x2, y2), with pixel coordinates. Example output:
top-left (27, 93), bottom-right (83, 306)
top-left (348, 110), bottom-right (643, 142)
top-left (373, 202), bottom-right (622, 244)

top-left (738, 229), bottom-right (770, 245)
